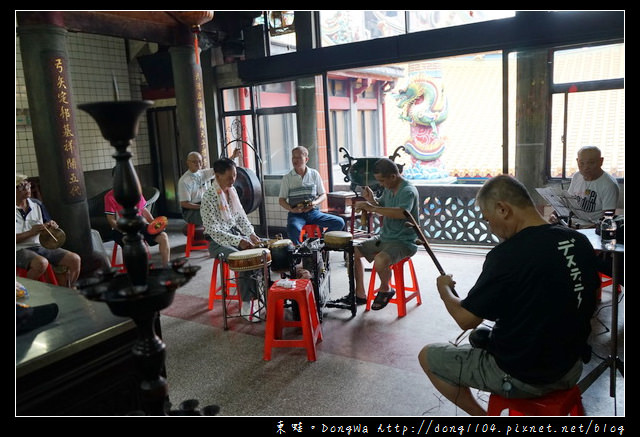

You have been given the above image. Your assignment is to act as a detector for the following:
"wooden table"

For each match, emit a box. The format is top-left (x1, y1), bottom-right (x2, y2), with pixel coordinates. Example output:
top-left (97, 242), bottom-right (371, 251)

top-left (16, 277), bottom-right (139, 415)
top-left (577, 229), bottom-right (624, 398)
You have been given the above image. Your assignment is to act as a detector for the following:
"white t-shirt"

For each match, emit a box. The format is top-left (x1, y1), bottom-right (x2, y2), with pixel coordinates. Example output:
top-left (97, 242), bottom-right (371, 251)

top-left (16, 198), bottom-right (47, 250)
top-left (177, 168), bottom-right (215, 204)
top-left (278, 167), bottom-right (325, 208)
top-left (567, 171), bottom-right (620, 226)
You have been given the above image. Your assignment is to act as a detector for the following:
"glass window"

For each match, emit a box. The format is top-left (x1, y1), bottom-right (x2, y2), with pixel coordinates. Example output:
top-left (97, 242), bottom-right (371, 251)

top-left (259, 112), bottom-right (298, 175)
top-left (550, 89), bottom-right (625, 180)
top-left (553, 43), bottom-right (624, 83)
top-left (408, 10), bottom-right (515, 33)
top-left (320, 10), bottom-right (515, 47)
top-left (222, 87), bottom-right (251, 112)
top-left (222, 114), bottom-right (257, 173)
top-left (550, 43), bottom-right (624, 180)
top-left (256, 81), bottom-right (296, 108)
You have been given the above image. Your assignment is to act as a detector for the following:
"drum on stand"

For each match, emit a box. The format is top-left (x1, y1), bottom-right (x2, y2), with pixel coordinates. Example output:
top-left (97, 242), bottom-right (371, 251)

top-left (269, 239), bottom-right (294, 272)
top-left (323, 231), bottom-right (353, 250)
top-left (226, 248), bottom-right (271, 272)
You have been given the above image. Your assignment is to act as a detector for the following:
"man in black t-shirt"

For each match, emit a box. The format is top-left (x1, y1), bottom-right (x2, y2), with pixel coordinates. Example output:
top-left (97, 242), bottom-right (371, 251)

top-left (418, 175), bottom-right (599, 416)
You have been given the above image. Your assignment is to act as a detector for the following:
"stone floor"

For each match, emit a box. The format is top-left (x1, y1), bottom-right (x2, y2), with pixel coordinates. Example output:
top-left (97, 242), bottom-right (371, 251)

top-left (116, 219), bottom-right (624, 418)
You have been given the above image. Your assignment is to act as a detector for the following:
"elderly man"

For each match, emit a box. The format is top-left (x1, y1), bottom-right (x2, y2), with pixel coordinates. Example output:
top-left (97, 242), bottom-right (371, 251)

top-left (418, 175), bottom-right (599, 416)
top-left (15, 174), bottom-right (81, 286)
top-left (278, 146), bottom-right (344, 243)
top-left (565, 145), bottom-right (620, 228)
top-left (201, 158), bottom-right (264, 322)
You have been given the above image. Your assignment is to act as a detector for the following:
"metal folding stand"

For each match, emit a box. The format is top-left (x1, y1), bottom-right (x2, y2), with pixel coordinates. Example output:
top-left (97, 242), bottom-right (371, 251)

top-left (221, 251), bottom-right (270, 330)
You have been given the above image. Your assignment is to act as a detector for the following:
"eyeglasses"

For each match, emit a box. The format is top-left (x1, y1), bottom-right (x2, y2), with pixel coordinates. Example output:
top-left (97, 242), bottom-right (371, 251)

top-left (16, 182), bottom-right (31, 191)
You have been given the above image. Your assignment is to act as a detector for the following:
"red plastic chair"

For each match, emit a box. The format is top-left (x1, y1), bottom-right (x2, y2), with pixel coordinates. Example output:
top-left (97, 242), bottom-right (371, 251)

top-left (299, 224), bottom-right (324, 242)
top-left (365, 257), bottom-right (421, 317)
top-left (264, 279), bottom-right (323, 361)
top-left (16, 265), bottom-right (58, 286)
top-left (185, 222), bottom-right (209, 257)
top-left (487, 386), bottom-right (584, 416)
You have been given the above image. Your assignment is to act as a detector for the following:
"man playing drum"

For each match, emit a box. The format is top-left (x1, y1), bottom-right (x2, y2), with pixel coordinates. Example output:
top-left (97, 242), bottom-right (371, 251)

top-left (350, 158), bottom-right (420, 309)
top-left (15, 174), bottom-right (81, 286)
top-left (278, 146), bottom-right (345, 243)
top-left (201, 158), bottom-right (264, 322)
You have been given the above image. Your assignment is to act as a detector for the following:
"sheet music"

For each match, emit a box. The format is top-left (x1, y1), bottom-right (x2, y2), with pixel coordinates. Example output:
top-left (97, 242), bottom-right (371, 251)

top-left (536, 187), bottom-right (594, 222)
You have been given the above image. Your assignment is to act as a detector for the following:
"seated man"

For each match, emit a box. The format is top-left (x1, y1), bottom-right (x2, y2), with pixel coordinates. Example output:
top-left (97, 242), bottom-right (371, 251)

top-left (178, 149), bottom-right (241, 226)
top-left (177, 151), bottom-right (215, 226)
top-left (559, 145), bottom-right (620, 228)
top-left (104, 188), bottom-right (170, 268)
top-left (16, 174), bottom-right (81, 286)
top-left (418, 175), bottom-right (599, 416)
top-left (201, 158), bottom-right (264, 322)
top-left (279, 146), bottom-right (344, 243)
top-left (350, 158), bottom-right (419, 307)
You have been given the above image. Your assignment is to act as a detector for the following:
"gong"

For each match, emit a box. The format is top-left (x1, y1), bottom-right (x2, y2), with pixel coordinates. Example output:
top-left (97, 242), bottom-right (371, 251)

top-left (39, 227), bottom-right (66, 249)
top-left (234, 167), bottom-right (262, 214)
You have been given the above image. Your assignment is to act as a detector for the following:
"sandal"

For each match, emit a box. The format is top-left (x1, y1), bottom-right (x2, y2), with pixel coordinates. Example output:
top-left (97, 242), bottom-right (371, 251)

top-left (371, 289), bottom-right (395, 311)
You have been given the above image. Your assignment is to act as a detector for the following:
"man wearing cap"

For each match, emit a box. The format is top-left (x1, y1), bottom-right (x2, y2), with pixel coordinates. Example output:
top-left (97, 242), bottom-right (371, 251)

top-left (15, 174), bottom-right (81, 286)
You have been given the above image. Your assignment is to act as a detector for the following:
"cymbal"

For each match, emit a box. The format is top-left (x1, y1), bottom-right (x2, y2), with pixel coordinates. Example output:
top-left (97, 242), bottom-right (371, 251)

top-left (147, 216), bottom-right (168, 235)
top-left (39, 227), bottom-right (66, 250)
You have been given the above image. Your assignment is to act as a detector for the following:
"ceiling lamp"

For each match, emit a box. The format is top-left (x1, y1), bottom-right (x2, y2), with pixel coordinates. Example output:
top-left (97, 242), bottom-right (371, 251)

top-left (171, 11), bottom-right (215, 64)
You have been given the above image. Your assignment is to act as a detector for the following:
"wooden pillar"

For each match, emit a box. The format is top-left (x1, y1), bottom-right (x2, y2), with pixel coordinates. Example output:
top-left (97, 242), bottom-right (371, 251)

top-left (17, 14), bottom-right (107, 277)
top-left (169, 45), bottom-right (211, 168)
top-left (515, 49), bottom-right (551, 205)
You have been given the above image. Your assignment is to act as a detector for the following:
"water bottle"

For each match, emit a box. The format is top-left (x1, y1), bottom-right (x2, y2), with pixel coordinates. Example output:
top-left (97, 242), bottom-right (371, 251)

top-left (600, 212), bottom-right (617, 250)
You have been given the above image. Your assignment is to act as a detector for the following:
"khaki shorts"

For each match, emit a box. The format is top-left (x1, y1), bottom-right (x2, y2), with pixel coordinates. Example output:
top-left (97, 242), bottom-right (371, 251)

top-left (426, 343), bottom-right (582, 398)
top-left (355, 236), bottom-right (417, 265)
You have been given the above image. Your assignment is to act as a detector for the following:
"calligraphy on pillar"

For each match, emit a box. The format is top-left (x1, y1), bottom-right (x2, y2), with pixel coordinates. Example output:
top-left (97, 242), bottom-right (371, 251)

top-left (193, 70), bottom-right (209, 167)
top-left (47, 54), bottom-right (86, 203)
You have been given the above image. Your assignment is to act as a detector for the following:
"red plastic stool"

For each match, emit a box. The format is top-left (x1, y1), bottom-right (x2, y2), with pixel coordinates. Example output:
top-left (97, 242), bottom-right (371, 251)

top-left (299, 224), bottom-right (323, 242)
top-left (365, 257), bottom-right (421, 317)
top-left (185, 222), bottom-right (209, 257)
top-left (208, 257), bottom-right (241, 310)
top-left (487, 386), bottom-right (584, 416)
top-left (111, 242), bottom-right (150, 273)
top-left (264, 278), bottom-right (323, 361)
top-left (16, 265), bottom-right (58, 286)
top-left (597, 272), bottom-right (622, 301)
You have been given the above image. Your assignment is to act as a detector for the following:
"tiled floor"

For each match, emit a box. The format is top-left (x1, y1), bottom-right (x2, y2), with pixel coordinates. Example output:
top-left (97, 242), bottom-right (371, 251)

top-left (123, 219), bottom-right (624, 417)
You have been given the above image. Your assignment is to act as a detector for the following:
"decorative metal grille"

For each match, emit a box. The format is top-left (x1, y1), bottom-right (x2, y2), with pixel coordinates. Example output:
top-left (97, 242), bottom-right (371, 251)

top-left (421, 196), bottom-right (499, 245)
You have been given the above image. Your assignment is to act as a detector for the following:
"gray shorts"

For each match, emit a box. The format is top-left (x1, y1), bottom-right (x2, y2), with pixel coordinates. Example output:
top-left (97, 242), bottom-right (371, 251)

top-left (426, 342), bottom-right (582, 398)
top-left (355, 236), bottom-right (417, 265)
top-left (16, 246), bottom-right (69, 270)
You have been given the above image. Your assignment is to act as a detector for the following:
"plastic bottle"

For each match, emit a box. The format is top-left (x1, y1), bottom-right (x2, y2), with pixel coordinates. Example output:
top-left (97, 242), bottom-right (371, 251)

top-left (600, 212), bottom-right (617, 250)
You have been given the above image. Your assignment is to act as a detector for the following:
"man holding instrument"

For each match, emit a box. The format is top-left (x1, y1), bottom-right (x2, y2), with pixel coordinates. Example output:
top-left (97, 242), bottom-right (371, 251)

top-left (201, 158), bottom-right (264, 322)
top-left (418, 175), bottom-right (599, 416)
top-left (351, 158), bottom-right (419, 309)
top-left (15, 174), bottom-right (81, 285)
top-left (279, 146), bottom-right (345, 243)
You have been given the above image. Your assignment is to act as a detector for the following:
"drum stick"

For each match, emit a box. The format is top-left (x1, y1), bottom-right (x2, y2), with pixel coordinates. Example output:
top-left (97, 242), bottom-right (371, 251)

top-left (43, 225), bottom-right (58, 242)
top-left (402, 209), bottom-right (458, 297)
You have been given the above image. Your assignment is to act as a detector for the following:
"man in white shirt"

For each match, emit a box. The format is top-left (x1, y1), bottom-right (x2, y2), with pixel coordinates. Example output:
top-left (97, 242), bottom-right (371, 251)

top-left (177, 151), bottom-right (216, 226)
top-left (278, 146), bottom-right (344, 242)
top-left (566, 146), bottom-right (620, 228)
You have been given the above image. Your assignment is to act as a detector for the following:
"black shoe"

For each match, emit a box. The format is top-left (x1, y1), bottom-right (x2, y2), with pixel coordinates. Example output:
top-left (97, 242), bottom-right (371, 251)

top-left (16, 303), bottom-right (59, 335)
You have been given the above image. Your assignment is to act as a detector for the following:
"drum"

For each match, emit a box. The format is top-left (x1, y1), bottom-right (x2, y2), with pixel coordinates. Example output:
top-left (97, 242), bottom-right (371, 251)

top-left (323, 231), bottom-right (353, 250)
top-left (227, 248), bottom-right (271, 272)
top-left (269, 238), bottom-right (294, 272)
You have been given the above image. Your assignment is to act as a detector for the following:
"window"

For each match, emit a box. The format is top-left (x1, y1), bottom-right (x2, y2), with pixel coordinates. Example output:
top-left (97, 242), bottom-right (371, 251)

top-left (320, 10), bottom-right (515, 47)
top-left (549, 43), bottom-right (624, 180)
